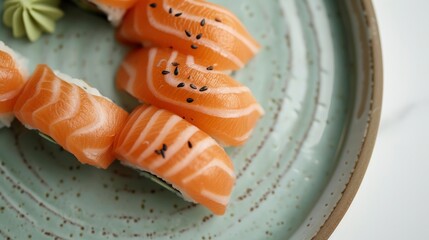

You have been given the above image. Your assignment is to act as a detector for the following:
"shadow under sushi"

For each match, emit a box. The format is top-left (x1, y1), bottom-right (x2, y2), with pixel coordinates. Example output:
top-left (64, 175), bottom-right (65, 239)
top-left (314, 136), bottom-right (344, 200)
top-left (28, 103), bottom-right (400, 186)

top-left (7, 122), bottom-right (206, 217)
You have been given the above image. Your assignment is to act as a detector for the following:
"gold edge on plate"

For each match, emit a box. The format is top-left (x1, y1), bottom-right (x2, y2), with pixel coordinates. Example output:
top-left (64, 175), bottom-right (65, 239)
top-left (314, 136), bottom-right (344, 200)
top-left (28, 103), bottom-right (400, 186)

top-left (313, 0), bottom-right (383, 239)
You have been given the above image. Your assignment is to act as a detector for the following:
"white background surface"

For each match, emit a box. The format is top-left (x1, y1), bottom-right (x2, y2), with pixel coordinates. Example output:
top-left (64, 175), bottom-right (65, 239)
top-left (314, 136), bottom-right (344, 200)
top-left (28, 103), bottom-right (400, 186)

top-left (331, 0), bottom-right (429, 239)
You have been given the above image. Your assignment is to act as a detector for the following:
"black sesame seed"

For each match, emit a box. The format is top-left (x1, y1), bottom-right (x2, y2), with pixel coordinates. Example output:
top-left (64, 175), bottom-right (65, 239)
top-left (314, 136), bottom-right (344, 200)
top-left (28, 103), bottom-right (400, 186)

top-left (200, 19), bottom-right (206, 26)
top-left (190, 84), bottom-right (197, 89)
top-left (191, 44), bottom-right (198, 49)
top-left (162, 144), bottom-right (168, 151)
top-left (186, 98), bottom-right (194, 103)
top-left (162, 70), bottom-right (170, 75)
top-left (199, 86), bottom-right (208, 92)
top-left (188, 141), bottom-right (193, 149)
top-left (160, 150), bottom-right (165, 159)
top-left (174, 66), bottom-right (179, 76)
top-left (206, 66), bottom-right (214, 71)
top-left (149, 3), bottom-right (157, 8)
top-left (196, 33), bottom-right (203, 40)
top-left (175, 12), bottom-right (183, 17)
top-left (185, 30), bottom-right (192, 37)
top-left (169, 8), bottom-right (173, 14)
top-left (215, 18), bottom-right (222, 22)
top-left (177, 82), bottom-right (185, 88)
top-left (172, 62), bottom-right (180, 66)
top-left (154, 150), bottom-right (161, 155)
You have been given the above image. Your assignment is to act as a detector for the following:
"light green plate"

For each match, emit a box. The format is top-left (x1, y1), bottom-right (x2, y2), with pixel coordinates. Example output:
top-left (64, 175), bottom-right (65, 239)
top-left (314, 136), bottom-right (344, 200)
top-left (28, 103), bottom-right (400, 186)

top-left (0, 0), bottom-right (382, 239)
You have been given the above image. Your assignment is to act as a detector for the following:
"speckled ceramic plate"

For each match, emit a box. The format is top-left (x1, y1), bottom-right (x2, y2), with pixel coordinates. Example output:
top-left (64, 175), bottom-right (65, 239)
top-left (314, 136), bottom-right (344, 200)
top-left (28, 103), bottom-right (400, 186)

top-left (0, 0), bottom-right (382, 239)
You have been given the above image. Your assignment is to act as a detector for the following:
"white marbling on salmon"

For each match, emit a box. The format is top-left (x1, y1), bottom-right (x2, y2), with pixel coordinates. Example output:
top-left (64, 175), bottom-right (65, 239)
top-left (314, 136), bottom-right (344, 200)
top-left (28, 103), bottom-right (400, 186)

top-left (146, 48), bottom-right (263, 118)
top-left (0, 41), bottom-right (28, 80)
top-left (31, 76), bottom-right (61, 122)
top-left (164, 0), bottom-right (260, 54)
top-left (128, 109), bottom-right (165, 154)
top-left (48, 85), bottom-right (80, 132)
top-left (201, 189), bottom-right (231, 205)
top-left (65, 94), bottom-right (109, 156)
top-left (149, 125), bottom-right (199, 169)
top-left (0, 89), bottom-right (21, 102)
top-left (146, 5), bottom-right (245, 68)
top-left (160, 52), bottom-right (252, 94)
top-left (182, 159), bottom-right (235, 184)
top-left (120, 62), bottom-right (137, 96)
top-left (17, 70), bottom-right (48, 120)
top-left (116, 106), bottom-right (153, 151)
top-left (136, 115), bottom-right (182, 163)
top-left (164, 137), bottom-right (216, 177)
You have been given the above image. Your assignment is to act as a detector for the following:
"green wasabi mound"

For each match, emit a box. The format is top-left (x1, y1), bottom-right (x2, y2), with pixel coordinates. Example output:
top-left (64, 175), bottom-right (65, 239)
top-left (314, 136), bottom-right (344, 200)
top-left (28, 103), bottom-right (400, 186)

top-left (2, 0), bottom-right (64, 42)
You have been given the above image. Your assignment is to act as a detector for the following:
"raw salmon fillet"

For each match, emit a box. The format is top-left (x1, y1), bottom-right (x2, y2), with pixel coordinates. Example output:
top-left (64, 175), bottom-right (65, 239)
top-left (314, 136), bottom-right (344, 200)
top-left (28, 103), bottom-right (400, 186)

top-left (114, 105), bottom-right (236, 215)
top-left (116, 47), bottom-right (264, 146)
top-left (14, 65), bottom-right (129, 169)
top-left (92, 0), bottom-right (138, 8)
top-left (117, 0), bottom-right (260, 70)
top-left (0, 41), bottom-right (27, 128)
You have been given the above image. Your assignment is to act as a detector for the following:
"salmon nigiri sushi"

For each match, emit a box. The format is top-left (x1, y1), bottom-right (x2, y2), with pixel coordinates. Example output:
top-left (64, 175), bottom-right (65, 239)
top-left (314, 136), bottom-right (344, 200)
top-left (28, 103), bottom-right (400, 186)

top-left (14, 65), bottom-right (129, 169)
top-left (114, 105), bottom-right (236, 215)
top-left (117, 47), bottom-right (264, 146)
top-left (0, 41), bottom-right (28, 128)
top-left (87, 0), bottom-right (138, 25)
top-left (117, 0), bottom-right (260, 70)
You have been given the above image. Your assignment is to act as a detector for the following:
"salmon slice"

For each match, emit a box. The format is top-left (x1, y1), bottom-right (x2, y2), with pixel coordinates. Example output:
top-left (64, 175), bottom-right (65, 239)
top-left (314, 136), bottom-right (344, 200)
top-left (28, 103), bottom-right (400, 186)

top-left (91, 0), bottom-right (138, 8)
top-left (0, 42), bottom-right (27, 128)
top-left (89, 0), bottom-right (139, 25)
top-left (117, 0), bottom-right (260, 70)
top-left (116, 47), bottom-right (264, 146)
top-left (114, 105), bottom-right (236, 215)
top-left (14, 65), bottom-right (129, 169)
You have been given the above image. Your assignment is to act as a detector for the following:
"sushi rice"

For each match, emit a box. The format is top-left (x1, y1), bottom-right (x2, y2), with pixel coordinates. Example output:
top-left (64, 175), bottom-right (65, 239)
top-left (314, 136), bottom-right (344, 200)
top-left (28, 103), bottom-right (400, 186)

top-left (88, 0), bottom-right (126, 26)
top-left (53, 70), bottom-right (105, 98)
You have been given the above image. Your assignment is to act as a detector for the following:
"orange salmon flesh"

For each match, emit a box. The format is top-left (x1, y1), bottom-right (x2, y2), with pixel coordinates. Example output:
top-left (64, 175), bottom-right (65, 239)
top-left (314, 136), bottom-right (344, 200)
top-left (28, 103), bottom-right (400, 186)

top-left (14, 65), bottom-right (129, 169)
top-left (93, 0), bottom-right (138, 8)
top-left (116, 47), bottom-right (264, 146)
top-left (0, 50), bottom-right (26, 116)
top-left (114, 105), bottom-right (236, 215)
top-left (117, 0), bottom-right (260, 70)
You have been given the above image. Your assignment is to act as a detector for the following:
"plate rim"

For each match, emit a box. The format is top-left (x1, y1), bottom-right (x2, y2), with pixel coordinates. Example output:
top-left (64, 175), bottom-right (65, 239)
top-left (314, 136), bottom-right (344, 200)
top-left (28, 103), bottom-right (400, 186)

top-left (0, 0), bottom-right (382, 238)
top-left (313, 0), bottom-right (383, 239)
